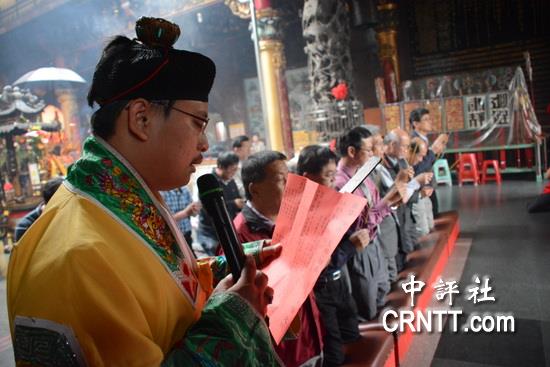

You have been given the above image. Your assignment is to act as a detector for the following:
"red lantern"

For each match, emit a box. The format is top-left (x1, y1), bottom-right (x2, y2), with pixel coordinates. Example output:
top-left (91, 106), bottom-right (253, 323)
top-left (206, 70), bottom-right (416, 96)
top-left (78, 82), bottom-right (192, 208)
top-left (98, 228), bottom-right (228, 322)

top-left (331, 83), bottom-right (348, 101)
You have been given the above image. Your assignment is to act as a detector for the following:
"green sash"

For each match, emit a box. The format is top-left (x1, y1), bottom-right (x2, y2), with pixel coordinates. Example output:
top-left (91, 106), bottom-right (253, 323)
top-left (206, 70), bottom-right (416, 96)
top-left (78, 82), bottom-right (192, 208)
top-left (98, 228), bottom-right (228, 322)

top-left (66, 136), bottom-right (282, 366)
top-left (66, 136), bottom-right (200, 304)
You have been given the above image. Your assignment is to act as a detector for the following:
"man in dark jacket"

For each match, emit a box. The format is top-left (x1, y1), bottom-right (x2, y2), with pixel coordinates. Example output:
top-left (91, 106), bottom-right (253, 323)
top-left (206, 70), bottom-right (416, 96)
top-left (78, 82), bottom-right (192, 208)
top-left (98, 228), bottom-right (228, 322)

top-left (409, 108), bottom-right (447, 218)
top-left (14, 176), bottom-right (64, 241)
top-left (196, 151), bottom-right (243, 257)
top-left (297, 145), bottom-right (368, 367)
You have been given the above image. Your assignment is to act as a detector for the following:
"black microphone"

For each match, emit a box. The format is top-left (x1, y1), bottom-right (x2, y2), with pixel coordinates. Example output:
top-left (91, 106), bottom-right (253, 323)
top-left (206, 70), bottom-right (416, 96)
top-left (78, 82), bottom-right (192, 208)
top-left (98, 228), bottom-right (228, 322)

top-left (197, 173), bottom-right (246, 281)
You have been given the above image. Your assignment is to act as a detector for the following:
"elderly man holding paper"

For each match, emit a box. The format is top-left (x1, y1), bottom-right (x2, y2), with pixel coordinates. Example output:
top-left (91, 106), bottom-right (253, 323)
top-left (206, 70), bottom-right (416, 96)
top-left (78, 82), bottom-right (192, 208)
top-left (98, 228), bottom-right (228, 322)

top-left (382, 129), bottom-right (433, 271)
top-left (335, 127), bottom-right (405, 321)
top-left (372, 132), bottom-right (433, 281)
top-left (235, 148), bottom-right (371, 367)
top-left (233, 150), bottom-right (324, 367)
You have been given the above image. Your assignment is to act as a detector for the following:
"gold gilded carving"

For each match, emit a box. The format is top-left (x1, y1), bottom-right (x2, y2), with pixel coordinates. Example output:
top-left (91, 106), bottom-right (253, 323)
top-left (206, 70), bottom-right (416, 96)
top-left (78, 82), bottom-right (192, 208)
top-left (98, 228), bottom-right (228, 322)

top-left (224, 0), bottom-right (250, 19)
top-left (259, 40), bottom-right (285, 69)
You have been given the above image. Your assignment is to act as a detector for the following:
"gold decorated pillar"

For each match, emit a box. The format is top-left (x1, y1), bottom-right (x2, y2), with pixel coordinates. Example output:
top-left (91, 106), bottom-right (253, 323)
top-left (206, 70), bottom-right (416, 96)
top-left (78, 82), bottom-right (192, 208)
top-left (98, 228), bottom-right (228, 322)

top-left (257, 8), bottom-right (293, 156)
top-left (55, 88), bottom-right (82, 155)
top-left (225, 0), bottom-right (294, 156)
top-left (376, 2), bottom-right (400, 102)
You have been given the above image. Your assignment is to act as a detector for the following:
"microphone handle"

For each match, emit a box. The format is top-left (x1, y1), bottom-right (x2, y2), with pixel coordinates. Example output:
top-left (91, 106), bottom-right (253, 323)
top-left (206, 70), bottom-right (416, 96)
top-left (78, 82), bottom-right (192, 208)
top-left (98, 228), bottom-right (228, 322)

top-left (203, 195), bottom-right (271, 327)
top-left (205, 199), bottom-right (246, 281)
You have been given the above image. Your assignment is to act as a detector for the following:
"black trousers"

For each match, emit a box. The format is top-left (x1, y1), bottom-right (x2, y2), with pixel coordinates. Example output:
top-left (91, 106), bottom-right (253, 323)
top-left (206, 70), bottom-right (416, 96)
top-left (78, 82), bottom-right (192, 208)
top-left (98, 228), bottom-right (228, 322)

top-left (184, 231), bottom-right (193, 246)
top-left (314, 272), bottom-right (360, 367)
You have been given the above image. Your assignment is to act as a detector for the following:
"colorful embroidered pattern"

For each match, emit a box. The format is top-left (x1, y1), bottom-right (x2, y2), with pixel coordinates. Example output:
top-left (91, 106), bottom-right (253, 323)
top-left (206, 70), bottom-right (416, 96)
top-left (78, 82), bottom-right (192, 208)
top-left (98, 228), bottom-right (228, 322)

top-left (164, 292), bottom-right (282, 366)
top-left (14, 324), bottom-right (81, 366)
top-left (67, 137), bottom-right (198, 300)
top-left (198, 256), bottom-right (228, 286)
top-left (243, 240), bottom-right (263, 266)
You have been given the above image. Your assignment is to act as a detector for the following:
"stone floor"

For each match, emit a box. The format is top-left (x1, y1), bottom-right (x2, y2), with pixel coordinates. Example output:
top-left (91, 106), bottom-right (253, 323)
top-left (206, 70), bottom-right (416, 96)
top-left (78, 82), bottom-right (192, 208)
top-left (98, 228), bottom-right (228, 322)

top-left (421, 181), bottom-right (550, 367)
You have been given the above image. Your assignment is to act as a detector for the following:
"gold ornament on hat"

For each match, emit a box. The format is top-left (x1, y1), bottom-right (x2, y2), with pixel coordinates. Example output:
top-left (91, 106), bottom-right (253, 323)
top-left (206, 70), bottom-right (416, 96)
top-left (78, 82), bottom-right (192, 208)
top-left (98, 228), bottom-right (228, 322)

top-left (135, 17), bottom-right (181, 48)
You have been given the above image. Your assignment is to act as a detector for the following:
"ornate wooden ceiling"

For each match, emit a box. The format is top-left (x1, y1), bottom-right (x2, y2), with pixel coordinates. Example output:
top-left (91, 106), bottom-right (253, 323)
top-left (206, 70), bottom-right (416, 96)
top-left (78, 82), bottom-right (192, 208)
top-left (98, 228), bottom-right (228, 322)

top-left (0, 0), bottom-right (224, 36)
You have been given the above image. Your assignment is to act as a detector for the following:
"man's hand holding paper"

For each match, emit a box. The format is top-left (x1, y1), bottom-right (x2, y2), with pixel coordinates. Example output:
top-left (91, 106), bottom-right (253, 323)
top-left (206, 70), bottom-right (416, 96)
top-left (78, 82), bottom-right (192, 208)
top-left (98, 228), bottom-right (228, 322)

top-left (349, 229), bottom-right (370, 250)
top-left (263, 174), bottom-right (367, 343)
top-left (431, 133), bottom-right (448, 155)
top-left (259, 240), bottom-right (282, 268)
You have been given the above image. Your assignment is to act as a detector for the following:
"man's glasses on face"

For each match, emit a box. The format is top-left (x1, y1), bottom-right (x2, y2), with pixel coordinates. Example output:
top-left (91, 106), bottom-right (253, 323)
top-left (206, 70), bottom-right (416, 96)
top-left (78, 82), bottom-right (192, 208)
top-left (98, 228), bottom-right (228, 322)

top-left (151, 101), bottom-right (209, 133)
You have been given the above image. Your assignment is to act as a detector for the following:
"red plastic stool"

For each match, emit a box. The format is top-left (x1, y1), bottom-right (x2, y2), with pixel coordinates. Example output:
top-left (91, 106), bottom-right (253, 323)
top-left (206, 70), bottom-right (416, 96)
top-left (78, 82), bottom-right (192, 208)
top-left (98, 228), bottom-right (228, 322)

top-left (458, 153), bottom-right (479, 186)
top-left (481, 160), bottom-right (502, 184)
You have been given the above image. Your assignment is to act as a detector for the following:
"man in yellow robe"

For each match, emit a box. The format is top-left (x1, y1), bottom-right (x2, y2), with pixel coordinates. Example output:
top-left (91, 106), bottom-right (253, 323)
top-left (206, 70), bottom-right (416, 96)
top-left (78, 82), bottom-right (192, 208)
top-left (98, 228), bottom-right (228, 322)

top-left (8, 17), bottom-right (281, 366)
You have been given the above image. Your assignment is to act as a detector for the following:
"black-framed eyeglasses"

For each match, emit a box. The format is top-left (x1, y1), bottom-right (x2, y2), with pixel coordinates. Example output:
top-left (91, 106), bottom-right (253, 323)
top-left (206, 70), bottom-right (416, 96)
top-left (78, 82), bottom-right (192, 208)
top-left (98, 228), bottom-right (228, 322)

top-left (151, 102), bottom-right (209, 133)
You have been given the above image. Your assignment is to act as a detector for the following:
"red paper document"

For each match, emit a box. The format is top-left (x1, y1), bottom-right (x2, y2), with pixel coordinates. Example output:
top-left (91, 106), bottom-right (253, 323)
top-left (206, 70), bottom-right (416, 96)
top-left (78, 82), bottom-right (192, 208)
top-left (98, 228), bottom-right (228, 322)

top-left (265, 174), bottom-right (367, 343)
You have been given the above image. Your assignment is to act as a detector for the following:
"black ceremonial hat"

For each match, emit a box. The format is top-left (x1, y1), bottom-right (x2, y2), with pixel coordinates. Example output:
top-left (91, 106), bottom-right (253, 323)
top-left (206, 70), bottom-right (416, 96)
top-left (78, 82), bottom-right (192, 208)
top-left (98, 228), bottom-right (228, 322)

top-left (88, 17), bottom-right (216, 107)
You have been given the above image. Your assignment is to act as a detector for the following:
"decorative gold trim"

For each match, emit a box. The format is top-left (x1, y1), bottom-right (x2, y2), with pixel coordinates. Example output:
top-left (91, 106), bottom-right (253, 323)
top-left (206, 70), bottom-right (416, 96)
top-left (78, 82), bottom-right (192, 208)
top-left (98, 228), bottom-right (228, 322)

top-left (224, 0), bottom-right (251, 19)
top-left (259, 40), bottom-right (285, 69)
top-left (376, 29), bottom-right (400, 86)
top-left (256, 7), bottom-right (278, 19)
top-left (377, 3), bottom-right (397, 11)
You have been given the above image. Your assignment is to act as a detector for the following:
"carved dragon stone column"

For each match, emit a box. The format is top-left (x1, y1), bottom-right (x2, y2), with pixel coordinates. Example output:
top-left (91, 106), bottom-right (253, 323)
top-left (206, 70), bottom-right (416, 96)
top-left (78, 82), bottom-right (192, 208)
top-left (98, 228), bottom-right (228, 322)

top-left (302, 0), bottom-right (355, 104)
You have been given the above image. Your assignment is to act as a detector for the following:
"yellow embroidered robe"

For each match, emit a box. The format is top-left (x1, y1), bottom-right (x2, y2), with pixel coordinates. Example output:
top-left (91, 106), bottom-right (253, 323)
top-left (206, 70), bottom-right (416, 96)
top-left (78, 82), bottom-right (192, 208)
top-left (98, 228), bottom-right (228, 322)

top-left (8, 184), bottom-right (210, 366)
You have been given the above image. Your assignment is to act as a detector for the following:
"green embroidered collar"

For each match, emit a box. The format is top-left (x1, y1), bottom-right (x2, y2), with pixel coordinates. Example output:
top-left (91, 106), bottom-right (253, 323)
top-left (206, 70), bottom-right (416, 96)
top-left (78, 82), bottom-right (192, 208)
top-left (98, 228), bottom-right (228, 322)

top-left (66, 136), bottom-right (198, 303)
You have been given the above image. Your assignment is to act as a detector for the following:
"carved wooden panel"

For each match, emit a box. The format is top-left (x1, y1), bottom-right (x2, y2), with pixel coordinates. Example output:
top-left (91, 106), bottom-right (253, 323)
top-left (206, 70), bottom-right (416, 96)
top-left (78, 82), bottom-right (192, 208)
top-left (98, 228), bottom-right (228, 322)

top-left (444, 97), bottom-right (464, 131)
top-left (383, 104), bottom-right (401, 131)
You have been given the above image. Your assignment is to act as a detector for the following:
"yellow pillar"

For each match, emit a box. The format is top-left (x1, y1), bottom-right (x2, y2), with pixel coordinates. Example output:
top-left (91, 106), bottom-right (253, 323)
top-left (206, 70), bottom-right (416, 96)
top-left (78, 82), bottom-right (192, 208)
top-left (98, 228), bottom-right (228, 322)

top-left (377, 29), bottom-right (400, 87)
top-left (56, 88), bottom-right (82, 155)
top-left (376, 2), bottom-right (401, 102)
top-left (256, 7), bottom-right (294, 156)
top-left (259, 39), bottom-right (285, 153)
top-left (225, 1), bottom-right (294, 155)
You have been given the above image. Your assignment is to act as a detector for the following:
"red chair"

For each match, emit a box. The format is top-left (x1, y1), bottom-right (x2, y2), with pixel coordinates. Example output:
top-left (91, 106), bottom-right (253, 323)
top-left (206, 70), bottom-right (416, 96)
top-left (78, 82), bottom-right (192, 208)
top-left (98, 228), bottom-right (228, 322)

top-left (476, 152), bottom-right (484, 169)
top-left (481, 160), bottom-right (502, 184)
top-left (458, 153), bottom-right (479, 186)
